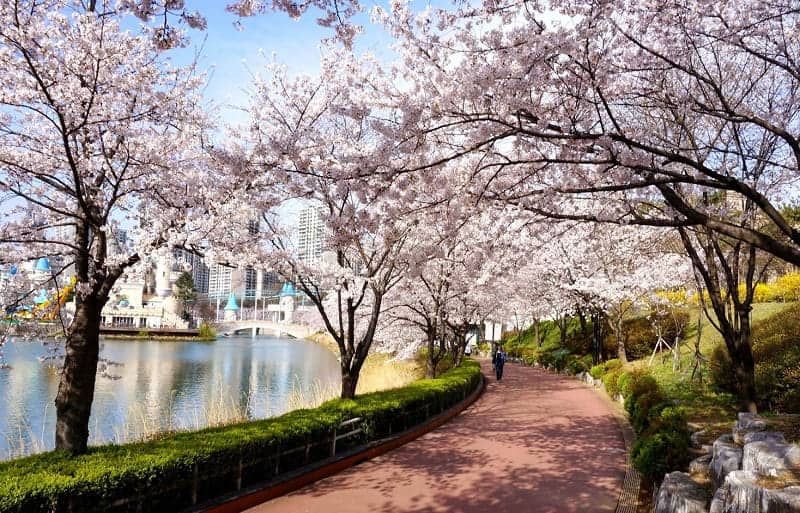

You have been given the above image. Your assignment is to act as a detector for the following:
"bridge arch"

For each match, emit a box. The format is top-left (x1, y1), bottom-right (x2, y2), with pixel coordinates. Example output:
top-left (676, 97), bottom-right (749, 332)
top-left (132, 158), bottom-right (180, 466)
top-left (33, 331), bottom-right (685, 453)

top-left (215, 320), bottom-right (314, 339)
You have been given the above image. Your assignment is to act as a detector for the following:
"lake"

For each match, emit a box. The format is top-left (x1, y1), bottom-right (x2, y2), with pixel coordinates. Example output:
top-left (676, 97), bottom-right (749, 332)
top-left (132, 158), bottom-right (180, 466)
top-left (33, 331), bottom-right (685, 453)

top-left (0, 335), bottom-right (341, 460)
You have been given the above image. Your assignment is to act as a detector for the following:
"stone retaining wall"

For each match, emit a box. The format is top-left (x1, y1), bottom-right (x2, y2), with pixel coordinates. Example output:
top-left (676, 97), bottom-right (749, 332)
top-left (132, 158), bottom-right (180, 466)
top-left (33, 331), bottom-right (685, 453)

top-left (653, 413), bottom-right (800, 513)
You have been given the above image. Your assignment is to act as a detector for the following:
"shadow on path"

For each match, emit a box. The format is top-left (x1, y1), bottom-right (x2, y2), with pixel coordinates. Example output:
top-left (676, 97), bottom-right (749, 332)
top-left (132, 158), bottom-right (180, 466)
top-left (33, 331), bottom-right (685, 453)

top-left (245, 360), bottom-right (627, 513)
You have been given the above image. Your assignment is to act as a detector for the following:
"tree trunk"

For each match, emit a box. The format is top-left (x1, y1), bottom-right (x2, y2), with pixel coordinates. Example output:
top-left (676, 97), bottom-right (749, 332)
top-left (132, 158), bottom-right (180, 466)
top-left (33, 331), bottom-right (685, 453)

top-left (558, 316), bottom-right (568, 346)
top-left (728, 315), bottom-right (758, 413)
top-left (615, 318), bottom-right (628, 363)
top-left (591, 310), bottom-right (603, 365)
top-left (341, 369), bottom-right (358, 399)
top-left (54, 297), bottom-right (103, 454)
top-left (576, 307), bottom-right (588, 338)
top-left (533, 318), bottom-right (540, 347)
top-left (425, 358), bottom-right (438, 379)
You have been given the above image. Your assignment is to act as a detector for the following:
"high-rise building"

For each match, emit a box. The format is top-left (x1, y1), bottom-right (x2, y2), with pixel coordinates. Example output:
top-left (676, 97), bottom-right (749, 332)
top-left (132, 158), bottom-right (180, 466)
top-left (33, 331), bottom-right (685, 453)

top-left (172, 248), bottom-right (210, 294)
top-left (297, 205), bottom-right (326, 264)
top-left (260, 270), bottom-right (281, 296)
top-left (208, 263), bottom-right (235, 300)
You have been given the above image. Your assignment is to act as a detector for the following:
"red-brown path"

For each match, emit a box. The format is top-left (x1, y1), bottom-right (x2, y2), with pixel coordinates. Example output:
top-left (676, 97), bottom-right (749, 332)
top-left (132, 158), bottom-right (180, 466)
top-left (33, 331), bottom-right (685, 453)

top-left (245, 360), bottom-right (627, 513)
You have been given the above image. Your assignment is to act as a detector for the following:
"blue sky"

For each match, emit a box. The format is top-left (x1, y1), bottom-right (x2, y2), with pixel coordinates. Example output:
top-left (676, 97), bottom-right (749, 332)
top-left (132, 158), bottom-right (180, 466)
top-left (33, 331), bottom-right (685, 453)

top-left (172, 2), bottom-right (409, 125)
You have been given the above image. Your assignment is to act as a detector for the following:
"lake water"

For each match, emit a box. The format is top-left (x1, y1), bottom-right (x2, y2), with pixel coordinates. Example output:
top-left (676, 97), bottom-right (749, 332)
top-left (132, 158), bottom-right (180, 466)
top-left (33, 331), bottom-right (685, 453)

top-left (0, 335), bottom-right (341, 460)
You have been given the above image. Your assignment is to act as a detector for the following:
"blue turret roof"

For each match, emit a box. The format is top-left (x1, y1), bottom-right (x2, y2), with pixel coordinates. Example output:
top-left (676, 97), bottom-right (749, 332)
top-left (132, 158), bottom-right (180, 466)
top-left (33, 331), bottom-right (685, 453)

top-left (34, 258), bottom-right (51, 273)
top-left (33, 289), bottom-right (49, 305)
top-left (279, 282), bottom-right (296, 297)
top-left (224, 292), bottom-right (239, 310)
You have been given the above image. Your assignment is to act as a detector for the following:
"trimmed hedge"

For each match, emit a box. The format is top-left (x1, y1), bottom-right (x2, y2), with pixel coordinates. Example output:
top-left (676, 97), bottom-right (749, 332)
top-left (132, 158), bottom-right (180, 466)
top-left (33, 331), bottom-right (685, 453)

top-left (592, 365), bottom-right (691, 482)
top-left (0, 360), bottom-right (482, 513)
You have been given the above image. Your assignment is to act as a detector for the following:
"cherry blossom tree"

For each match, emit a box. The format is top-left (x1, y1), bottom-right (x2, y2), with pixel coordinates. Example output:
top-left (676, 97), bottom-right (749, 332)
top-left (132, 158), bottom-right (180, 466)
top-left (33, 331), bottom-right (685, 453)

top-left (382, 202), bottom-right (515, 376)
top-left (378, 0), bottom-right (800, 264)
top-left (228, 57), bottom-right (421, 398)
top-left (372, 0), bottom-right (797, 409)
top-left (0, 1), bottom-right (211, 454)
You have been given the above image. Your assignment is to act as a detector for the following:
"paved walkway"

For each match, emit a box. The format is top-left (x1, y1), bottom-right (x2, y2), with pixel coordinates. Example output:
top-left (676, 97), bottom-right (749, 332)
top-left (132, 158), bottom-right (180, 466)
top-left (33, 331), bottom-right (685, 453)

top-left (245, 360), bottom-right (627, 513)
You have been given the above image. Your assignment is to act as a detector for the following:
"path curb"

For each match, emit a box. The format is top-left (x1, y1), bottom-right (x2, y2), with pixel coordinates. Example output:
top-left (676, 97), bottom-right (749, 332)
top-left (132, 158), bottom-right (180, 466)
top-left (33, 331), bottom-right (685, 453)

top-left (582, 378), bottom-right (641, 513)
top-left (197, 374), bottom-right (487, 513)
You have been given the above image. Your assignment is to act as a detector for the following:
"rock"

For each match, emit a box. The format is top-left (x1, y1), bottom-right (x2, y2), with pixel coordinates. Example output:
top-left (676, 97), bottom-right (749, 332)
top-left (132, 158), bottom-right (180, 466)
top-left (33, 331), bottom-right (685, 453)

top-left (711, 436), bottom-right (743, 488)
top-left (743, 441), bottom-right (800, 477)
top-left (654, 472), bottom-right (709, 513)
top-left (708, 487), bottom-right (726, 513)
top-left (692, 429), bottom-right (708, 449)
top-left (718, 433), bottom-right (735, 444)
top-left (734, 412), bottom-right (767, 444)
top-left (738, 412), bottom-right (759, 423)
top-left (768, 486), bottom-right (800, 512)
top-left (724, 470), bottom-right (800, 513)
top-left (701, 444), bottom-right (713, 454)
top-left (743, 431), bottom-right (787, 445)
top-left (690, 454), bottom-right (712, 476)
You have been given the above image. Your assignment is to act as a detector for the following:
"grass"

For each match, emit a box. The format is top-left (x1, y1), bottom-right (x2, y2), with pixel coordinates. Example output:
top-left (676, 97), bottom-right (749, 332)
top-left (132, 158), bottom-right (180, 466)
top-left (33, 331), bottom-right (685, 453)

top-left (633, 302), bottom-right (795, 426)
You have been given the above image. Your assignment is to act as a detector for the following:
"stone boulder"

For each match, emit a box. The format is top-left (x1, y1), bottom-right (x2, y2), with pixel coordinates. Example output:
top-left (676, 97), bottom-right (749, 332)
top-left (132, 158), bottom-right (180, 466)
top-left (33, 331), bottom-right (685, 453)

top-left (711, 435), bottom-right (743, 488)
top-left (743, 432), bottom-right (787, 445)
top-left (708, 487), bottom-right (727, 513)
top-left (654, 472), bottom-right (709, 513)
top-left (742, 441), bottom-right (800, 477)
top-left (689, 454), bottom-right (712, 477)
top-left (733, 412), bottom-right (768, 444)
top-left (691, 429), bottom-right (708, 450)
top-left (723, 470), bottom-right (800, 513)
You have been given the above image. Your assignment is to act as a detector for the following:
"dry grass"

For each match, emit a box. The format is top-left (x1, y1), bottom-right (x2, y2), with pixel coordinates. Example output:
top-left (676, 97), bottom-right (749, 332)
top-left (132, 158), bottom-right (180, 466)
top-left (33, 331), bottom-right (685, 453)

top-left (756, 472), bottom-right (800, 489)
top-left (306, 332), bottom-right (425, 395)
top-left (356, 353), bottom-right (424, 394)
top-left (286, 378), bottom-right (338, 411)
top-left (763, 414), bottom-right (800, 444)
top-left (104, 389), bottom-right (252, 446)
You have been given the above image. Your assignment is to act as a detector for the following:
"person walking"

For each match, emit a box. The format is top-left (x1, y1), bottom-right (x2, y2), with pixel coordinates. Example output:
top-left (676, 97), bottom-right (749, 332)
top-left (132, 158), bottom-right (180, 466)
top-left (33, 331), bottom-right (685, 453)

top-left (493, 346), bottom-right (507, 380)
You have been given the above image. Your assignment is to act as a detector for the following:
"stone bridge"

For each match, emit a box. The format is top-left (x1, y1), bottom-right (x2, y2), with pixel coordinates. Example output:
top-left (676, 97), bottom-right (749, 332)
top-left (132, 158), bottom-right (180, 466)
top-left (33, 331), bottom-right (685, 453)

top-left (215, 320), bottom-right (315, 339)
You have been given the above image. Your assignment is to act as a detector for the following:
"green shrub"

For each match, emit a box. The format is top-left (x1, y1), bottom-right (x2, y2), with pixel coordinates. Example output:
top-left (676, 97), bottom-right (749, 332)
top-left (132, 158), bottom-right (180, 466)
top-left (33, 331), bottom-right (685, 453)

top-left (651, 406), bottom-right (689, 433)
top-left (566, 354), bottom-right (593, 375)
top-left (604, 368), bottom-right (624, 398)
top-left (709, 343), bottom-right (736, 393)
top-left (752, 310), bottom-right (800, 412)
top-left (604, 312), bottom-right (690, 361)
top-left (0, 361), bottom-right (482, 513)
top-left (631, 427), bottom-right (691, 481)
top-left (710, 303), bottom-right (800, 412)
top-left (589, 358), bottom-right (622, 379)
top-left (589, 363), bottom-right (605, 380)
top-left (617, 371), bottom-right (634, 399)
top-left (631, 405), bottom-right (691, 481)
top-left (539, 348), bottom-right (572, 371)
top-left (630, 393), bottom-right (669, 435)
top-left (623, 372), bottom-right (667, 435)
top-left (520, 347), bottom-right (539, 366)
top-left (198, 322), bottom-right (217, 340)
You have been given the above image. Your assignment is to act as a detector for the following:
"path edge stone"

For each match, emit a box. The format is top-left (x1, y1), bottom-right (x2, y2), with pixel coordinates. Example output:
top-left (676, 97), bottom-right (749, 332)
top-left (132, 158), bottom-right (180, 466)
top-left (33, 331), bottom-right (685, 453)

top-left (583, 377), bottom-right (641, 513)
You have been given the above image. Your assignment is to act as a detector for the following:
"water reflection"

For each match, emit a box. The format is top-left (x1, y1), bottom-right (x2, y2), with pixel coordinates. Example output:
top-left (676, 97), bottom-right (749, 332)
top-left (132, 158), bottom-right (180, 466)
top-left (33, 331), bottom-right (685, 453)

top-left (0, 335), bottom-right (341, 460)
